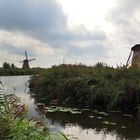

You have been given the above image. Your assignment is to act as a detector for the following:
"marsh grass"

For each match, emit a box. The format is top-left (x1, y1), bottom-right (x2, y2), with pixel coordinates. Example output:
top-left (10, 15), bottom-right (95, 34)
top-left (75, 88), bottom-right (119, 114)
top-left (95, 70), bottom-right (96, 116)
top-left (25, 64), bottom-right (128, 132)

top-left (29, 64), bottom-right (140, 112)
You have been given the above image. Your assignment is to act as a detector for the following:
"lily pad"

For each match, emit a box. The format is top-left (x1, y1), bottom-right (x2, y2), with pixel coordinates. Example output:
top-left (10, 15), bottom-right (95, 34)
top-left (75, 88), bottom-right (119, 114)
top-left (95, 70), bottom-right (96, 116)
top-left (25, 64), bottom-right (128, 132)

top-left (122, 114), bottom-right (133, 117)
top-left (37, 103), bottom-right (45, 107)
top-left (57, 107), bottom-right (71, 112)
top-left (81, 108), bottom-right (90, 112)
top-left (109, 110), bottom-right (122, 113)
top-left (97, 111), bottom-right (109, 116)
top-left (102, 121), bottom-right (116, 125)
top-left (96, 116), bottom-right (103, 120)
top-left (93, 109), bottom-right (98, 113)
top-left (89, 115), bottom-right (94, 118)
top-left (50, 106), bottom-right (57, 108)
top-left (47, 108), bottom-right (57, 113)
top-left (44, 106), bottom-right (82, 114)
top-left (70, 110), bottom-right (82, 114)
top-left (102, 121), bottom-right (110, 125)
top-left (121, 126), bottom-right (127, 129)
top-left (72, 108), bottom-right (79, 111)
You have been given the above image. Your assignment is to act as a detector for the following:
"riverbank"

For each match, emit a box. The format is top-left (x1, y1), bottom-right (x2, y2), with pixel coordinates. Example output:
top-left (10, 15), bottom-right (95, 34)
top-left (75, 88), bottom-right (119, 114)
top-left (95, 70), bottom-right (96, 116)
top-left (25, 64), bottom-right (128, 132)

top-left (0, 67), bottom-right (45, 76)
top-left (29, 64), bottom-right (140, 112)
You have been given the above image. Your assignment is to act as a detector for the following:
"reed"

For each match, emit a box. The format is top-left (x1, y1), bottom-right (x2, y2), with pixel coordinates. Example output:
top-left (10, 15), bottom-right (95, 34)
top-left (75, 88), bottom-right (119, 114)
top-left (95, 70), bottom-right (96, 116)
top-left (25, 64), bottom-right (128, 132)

top-left (29, 64), bottom-right (140, 112)
top-left (0, 81), bottom-right (68, 140)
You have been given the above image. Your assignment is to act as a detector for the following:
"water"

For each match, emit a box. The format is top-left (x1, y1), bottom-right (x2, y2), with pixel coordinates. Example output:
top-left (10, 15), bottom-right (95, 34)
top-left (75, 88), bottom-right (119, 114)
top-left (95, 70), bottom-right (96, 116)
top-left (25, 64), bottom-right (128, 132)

top-left (1, 75), bottom-right (140, 140)
top-left (0, 75), bottom-right (41, 118)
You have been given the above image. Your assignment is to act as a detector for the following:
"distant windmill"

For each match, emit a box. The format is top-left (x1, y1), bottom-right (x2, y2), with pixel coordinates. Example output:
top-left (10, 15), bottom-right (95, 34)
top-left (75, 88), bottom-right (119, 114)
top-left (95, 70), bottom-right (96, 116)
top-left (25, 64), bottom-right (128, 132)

top-left (20, 51), bottom-right (36, 69)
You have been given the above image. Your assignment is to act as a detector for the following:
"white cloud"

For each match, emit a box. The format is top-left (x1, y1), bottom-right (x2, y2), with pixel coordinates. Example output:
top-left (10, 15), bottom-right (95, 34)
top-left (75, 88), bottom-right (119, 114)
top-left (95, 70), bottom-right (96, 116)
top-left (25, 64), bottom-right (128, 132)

top-left (1, 0), bottom-right (138, 67)
top-left (0, 0), bottom-right (109, 68)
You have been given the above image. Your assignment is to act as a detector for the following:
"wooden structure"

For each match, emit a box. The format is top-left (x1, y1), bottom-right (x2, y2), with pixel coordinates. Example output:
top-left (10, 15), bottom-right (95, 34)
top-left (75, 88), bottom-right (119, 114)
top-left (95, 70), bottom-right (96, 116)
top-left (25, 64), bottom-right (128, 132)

top-left (126, 44), bottom-right (140, 68)
top-left (20, 51), bottom-right (36, 69)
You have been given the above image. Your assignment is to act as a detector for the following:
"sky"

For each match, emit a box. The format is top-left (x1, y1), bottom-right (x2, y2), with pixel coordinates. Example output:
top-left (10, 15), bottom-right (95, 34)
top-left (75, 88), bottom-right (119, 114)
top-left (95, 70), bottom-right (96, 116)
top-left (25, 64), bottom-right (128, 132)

top-left (0, 0), bottom-right (140, 68)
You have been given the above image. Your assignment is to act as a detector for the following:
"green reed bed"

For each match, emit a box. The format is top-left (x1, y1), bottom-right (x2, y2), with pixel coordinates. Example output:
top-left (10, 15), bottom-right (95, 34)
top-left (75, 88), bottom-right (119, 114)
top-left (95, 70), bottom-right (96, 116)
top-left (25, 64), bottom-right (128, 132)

top-left (29, 64), bottom-right (140, 112)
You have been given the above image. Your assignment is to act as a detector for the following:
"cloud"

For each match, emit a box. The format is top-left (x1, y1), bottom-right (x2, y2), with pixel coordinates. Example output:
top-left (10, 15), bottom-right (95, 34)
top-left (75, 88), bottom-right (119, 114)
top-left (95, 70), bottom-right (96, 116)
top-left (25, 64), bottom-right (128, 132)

top-left (0, 0), bottom-right (111, 67)
top-left (107, 0), bottom-right (140, 46)
top-left (0, 0), bottom-right (107, 45)
top-left (0, 41), bottom-right (36, 57)
top-left (0, 0), bottom-right (66, 31)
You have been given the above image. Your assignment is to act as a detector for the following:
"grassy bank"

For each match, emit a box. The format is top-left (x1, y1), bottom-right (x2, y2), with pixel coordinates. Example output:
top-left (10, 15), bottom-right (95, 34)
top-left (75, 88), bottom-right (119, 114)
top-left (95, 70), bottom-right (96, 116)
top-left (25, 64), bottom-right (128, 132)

top-left (29, 64), bottom-right (140, 112)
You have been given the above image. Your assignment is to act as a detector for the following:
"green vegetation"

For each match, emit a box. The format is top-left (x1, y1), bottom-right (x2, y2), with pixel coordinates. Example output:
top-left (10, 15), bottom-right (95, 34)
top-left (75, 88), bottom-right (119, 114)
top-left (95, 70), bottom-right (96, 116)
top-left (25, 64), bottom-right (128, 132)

top-left (29, 63), bottom-right (140, 112)
top-left (0, 67), bottom-right (45, 76)
top-left (0, 82), bottom-right (68, 140)
top-left (0, 61), bottom-right (46, 76)
top-left (3, 62), bottom-right (16, 69)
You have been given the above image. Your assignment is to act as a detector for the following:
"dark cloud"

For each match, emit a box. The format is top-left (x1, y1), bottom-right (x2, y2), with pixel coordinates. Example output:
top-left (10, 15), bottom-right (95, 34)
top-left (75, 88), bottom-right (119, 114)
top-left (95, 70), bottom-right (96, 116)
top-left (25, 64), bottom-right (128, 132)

top-left (0, 41), bottom-right (36, 57)
top-left (0, 0), bottom-right (107, 50)
top-left (0, 0), bottom-right (66, 31)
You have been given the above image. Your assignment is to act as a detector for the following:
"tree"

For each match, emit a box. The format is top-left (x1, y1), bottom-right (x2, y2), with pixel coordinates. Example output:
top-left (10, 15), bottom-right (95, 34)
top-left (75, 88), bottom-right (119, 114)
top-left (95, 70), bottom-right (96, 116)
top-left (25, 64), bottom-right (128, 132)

top-left (3, 62), bottom-right (10, 69)
top-left (11, 63), bottom-right (16, 69)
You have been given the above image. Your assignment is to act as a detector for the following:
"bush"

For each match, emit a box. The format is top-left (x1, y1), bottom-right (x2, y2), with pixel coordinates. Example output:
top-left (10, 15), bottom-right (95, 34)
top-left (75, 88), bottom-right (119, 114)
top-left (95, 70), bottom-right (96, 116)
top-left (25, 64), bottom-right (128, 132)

top-left (29, 64), bottom-right (140, 112)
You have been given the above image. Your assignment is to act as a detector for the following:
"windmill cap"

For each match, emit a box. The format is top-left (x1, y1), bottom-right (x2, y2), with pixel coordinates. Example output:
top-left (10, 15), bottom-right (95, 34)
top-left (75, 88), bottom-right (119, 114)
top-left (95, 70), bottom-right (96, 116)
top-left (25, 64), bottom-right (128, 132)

top-left (131, 44), bottom-right (140, 51)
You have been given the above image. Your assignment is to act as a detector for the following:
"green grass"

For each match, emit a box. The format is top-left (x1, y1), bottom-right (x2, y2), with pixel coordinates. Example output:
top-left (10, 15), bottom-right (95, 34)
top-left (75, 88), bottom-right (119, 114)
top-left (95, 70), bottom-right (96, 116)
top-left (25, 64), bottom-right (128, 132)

top-left (29, 63), bottom-right (140, 112)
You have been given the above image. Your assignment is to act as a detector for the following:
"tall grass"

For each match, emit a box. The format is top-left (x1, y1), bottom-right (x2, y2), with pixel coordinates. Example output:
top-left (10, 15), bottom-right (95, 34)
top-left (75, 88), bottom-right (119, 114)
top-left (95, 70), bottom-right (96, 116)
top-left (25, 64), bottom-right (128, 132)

top-left (29, 64), bottom-right (140, 112)
top-left (0, 81), bottom-right (68, 140)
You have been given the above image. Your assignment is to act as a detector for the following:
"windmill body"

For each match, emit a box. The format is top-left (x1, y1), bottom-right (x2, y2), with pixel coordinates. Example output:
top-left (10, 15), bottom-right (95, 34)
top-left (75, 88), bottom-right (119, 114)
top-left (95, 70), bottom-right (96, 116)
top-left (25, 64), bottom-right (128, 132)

top-left (22, 59), bottom-right (30, 69)
top-left (131, 44), bottom-right (140, 68)
top-left (20, 51), bottom-right (36, 69)
top-left (126, 44), bottom-right (140, 68)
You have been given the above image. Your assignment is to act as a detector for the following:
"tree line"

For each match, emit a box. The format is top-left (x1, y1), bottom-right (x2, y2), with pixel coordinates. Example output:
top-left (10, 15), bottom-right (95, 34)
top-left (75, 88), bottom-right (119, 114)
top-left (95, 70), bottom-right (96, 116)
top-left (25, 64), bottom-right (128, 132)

top-left (2, 62), bottom-right (16, 69)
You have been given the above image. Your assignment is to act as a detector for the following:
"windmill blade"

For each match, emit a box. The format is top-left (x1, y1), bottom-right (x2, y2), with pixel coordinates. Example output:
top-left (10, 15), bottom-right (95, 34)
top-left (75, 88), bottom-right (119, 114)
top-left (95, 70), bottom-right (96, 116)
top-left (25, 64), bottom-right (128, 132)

top-left (25, 51), bottom-right (28, 60)
top-left (20, 60), bottom-right (24, 63)
top-left (28, 58), bottom-right (36, 62)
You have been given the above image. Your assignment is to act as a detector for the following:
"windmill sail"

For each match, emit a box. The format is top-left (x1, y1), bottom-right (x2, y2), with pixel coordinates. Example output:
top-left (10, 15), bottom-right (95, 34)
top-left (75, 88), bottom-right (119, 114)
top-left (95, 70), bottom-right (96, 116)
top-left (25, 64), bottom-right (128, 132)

top-left (25, 51), bottom-right (28, 60)
top-left (28, 58), bottom-right (36, 62)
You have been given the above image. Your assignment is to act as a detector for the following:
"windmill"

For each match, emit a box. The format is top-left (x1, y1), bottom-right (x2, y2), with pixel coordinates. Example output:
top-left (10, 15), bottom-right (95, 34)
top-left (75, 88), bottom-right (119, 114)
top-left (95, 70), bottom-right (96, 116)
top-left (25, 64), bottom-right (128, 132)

top-left (126, 44), bottom-right (140, 68)
top-left (20, 51), bottom-right (36, 69)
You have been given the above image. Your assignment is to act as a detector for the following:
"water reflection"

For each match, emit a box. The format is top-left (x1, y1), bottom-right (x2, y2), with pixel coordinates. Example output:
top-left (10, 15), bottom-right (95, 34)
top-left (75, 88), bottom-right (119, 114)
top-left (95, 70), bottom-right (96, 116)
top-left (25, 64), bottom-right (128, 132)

top-left (1, 76), bottom-right (140, 140)
top-left (45, 111), bottom-right (140, 140)
top-left (0, 75), bottom-right (41, 118)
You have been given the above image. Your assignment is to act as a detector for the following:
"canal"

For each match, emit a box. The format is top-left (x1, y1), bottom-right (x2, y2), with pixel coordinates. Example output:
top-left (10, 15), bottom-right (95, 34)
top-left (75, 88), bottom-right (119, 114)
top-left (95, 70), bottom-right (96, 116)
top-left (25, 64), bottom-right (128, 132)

top-left (1, 75), bottom-right (140, 140)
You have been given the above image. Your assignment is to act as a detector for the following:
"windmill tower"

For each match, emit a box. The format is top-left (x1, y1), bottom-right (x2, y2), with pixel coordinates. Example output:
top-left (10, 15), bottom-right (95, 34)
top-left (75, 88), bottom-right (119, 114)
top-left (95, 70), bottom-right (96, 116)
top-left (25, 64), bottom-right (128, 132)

top-left (126, 44), bottom-right (140, 68)
top-left (20, 51), bottom-right (36, 69)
